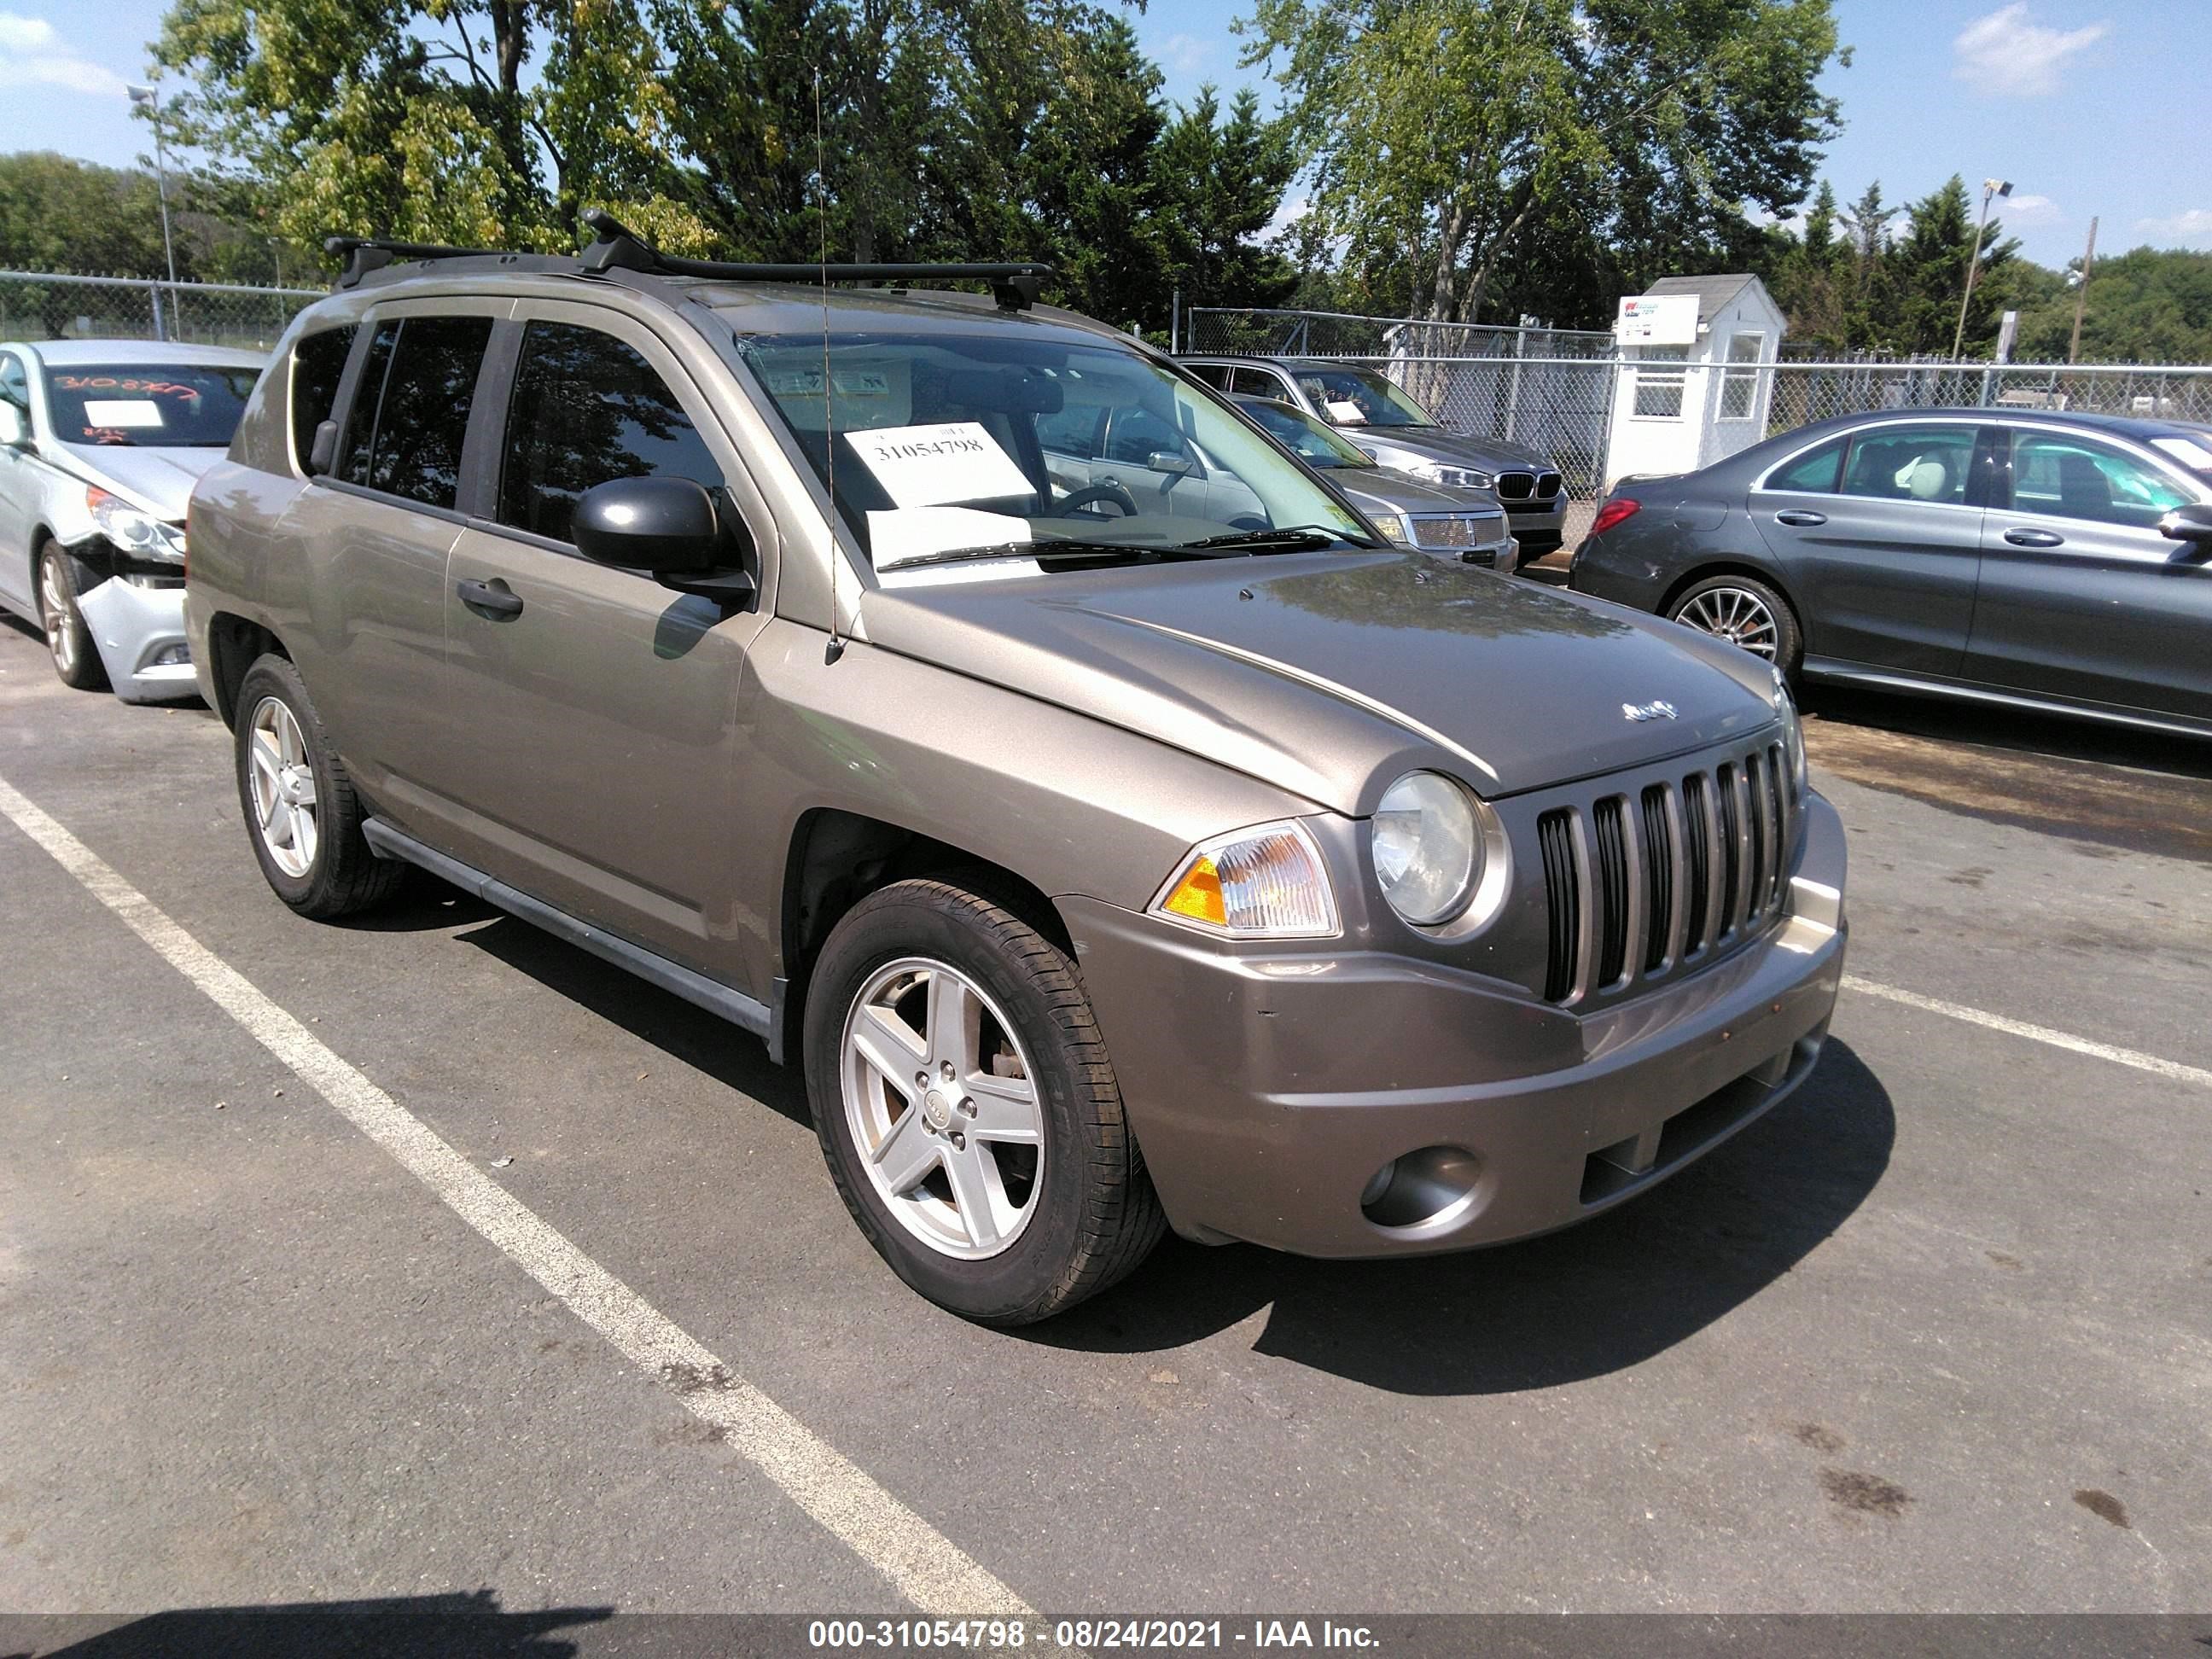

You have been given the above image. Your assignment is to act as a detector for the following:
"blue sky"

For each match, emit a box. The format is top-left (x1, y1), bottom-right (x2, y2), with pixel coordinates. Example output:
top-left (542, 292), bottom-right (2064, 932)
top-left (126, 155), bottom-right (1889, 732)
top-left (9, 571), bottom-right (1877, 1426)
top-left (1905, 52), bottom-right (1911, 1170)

top-left (4, 0), bottom-right (2207, 270)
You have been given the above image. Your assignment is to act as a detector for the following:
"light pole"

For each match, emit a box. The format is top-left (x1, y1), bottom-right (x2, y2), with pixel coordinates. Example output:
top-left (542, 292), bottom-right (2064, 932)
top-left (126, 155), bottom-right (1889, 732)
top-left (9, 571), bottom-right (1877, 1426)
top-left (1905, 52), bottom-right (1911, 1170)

top-left (2067, 216), bottom-right (2098, 364)
top-left (128, 84), bottom-right (181, 341)
top-left (1950, 176), bottom-right (2011, 362)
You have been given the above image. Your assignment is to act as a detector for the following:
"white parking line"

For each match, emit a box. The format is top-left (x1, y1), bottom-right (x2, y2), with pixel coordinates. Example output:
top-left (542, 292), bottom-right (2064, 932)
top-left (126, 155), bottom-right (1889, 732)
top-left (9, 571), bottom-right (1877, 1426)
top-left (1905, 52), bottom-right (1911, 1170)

top-left (0, 772), bottom-right (1028, 1618)
top-left (1842, 974), bottom-right (2212, 1091)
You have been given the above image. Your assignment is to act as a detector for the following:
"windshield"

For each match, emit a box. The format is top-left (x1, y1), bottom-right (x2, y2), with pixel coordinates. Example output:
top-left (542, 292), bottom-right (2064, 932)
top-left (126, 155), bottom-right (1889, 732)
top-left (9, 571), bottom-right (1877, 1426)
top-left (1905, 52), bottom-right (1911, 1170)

top-left (1237, 397), bottom-right (1377, 469)
top-left (1293, 366), bottom-right (1437, 429)
top-left (44, 363), bottom-right (260, 448)
top-left (740, 331), bottom-right (1369, 569)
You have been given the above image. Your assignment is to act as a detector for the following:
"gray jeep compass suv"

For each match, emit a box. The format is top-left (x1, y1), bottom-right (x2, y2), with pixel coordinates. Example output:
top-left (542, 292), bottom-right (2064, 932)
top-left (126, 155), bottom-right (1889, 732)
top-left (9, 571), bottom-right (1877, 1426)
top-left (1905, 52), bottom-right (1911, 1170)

top-left (186, 213), bottom-right (1846, 1324)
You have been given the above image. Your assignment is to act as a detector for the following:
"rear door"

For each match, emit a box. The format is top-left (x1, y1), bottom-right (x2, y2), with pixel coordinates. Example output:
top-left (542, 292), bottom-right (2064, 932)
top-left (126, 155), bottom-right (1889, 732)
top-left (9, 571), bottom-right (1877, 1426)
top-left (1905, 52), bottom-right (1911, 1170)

top-left (439, 300), bottom-right (776, 972)
top-left (278, 300), bottom-right (501, 829)
top-left (1966, 425), bottom-right (2211, 721)
top-left (1750, 419), bottom-right (1988, 675)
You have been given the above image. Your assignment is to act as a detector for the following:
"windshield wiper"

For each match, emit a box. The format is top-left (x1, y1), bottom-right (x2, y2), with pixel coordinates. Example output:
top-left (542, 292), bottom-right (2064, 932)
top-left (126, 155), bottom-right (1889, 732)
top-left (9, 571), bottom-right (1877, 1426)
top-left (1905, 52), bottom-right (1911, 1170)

top-left (1179, 525), bottom-right (1379, 551)
top-left (877, 539), bottom-right (1199, 573)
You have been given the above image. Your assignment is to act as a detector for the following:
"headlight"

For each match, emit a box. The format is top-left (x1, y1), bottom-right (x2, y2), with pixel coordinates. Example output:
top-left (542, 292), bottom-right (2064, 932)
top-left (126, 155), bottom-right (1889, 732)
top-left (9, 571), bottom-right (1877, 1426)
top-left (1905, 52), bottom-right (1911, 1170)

top-left (1372, 771), bottom-right (1484, 926)
top-left (87, 487), bottom-right (186, 563)
top-left (1365, 511), bottom-right (1412, 545)
top-left (1773, 670), bottom-right (1807, 795)
top-left (1150, 819), bottom-right (1339, 940)
top-left (1406, 461), bottom-right (1494, 492)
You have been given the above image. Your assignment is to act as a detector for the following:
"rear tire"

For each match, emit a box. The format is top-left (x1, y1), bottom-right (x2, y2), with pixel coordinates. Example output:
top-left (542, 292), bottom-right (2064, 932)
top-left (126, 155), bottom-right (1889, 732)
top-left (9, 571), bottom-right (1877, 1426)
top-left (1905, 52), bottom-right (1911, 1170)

top-left (1666, 573), bottom-right (1803, 681)
top-left (234, 654), bottom-right (406, 919)
top-left (806, 877), bottom-right (1166, 1324)
top-left (36, 543), bottom-right (108, 691)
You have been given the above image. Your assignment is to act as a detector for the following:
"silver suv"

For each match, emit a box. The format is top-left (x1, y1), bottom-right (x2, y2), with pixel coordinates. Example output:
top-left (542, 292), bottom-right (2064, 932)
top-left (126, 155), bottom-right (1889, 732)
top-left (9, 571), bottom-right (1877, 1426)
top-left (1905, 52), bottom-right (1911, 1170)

top-left (186, 215), bottom-right (1847, 1323)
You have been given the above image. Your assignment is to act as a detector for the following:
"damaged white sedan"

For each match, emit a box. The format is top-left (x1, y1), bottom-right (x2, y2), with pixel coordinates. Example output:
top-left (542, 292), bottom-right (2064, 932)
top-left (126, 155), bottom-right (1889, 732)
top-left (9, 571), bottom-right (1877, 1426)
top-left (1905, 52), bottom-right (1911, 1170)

top-left (0, 339), bottom-right (265, 701)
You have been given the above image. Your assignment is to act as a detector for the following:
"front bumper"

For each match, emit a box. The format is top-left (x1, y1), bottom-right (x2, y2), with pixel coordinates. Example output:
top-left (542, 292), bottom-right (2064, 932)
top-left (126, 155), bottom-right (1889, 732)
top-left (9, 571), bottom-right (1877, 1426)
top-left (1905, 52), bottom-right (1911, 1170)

top-left (1505, 498), bottom-right (1567, 554)
top-left (75, 575), bottom-right (196, 703)
top-left (1065, 792), bottom-right (1848, 1257)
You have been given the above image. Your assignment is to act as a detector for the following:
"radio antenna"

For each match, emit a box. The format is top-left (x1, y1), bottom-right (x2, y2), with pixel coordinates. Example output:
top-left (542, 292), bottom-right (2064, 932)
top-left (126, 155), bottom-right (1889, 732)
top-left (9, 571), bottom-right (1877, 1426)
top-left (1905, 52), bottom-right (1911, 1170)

top-left (816, 69), bottom-right (848, 664)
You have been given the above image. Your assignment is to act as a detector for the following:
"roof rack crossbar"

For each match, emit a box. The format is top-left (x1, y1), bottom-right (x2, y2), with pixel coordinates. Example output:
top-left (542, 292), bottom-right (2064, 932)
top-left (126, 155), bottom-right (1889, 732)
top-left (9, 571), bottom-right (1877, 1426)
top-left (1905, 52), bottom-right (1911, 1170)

top-left (324, 236), bottom-right (515, 289)
top-left (578, 209), bottom-right (1051, 311)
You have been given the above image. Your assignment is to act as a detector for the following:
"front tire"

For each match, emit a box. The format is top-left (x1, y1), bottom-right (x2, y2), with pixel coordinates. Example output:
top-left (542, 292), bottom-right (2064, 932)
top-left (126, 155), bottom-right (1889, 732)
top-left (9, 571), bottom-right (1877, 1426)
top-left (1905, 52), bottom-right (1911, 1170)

top-left (37, 543), bottom-right (108, 691)
top-left (234, 654), bottom-right (405, 919)
top-left (1666, 573), bottom-right (1803, 680)
top-left (806, 878), bottom-right (1166, 1324)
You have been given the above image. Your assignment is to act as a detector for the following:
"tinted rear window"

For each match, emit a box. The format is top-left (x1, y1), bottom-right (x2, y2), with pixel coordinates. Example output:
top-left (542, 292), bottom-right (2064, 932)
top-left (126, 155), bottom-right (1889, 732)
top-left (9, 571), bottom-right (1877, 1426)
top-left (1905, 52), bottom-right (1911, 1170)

top-left (339, 315), bottom-right (492, 509)
top-left (1767, 434), bottom-right (1845, 492)
top-left (290, 325), bottom-right (355, 470)
top-left (44, 364), bottom-right (259, 448)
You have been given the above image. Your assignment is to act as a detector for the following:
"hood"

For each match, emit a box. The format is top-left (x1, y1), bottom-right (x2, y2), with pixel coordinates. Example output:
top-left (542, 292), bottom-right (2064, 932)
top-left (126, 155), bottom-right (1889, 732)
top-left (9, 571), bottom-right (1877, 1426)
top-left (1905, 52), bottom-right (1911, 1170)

top-left (861, 552), bottom-right (1781, 814)
top-left (1353, 428), bottom-right (1548, 474)
top-left (55, 443), bottom-right (225, 518)
top-left (1344, 467), bottom-right (1506, 518)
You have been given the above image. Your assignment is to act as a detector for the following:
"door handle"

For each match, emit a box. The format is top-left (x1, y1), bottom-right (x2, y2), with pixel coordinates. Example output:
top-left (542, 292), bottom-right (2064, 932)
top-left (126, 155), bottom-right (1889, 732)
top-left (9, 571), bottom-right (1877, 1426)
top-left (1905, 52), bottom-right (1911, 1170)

top-left (2003, 528), bottom-right (2064, 548)
top-left (1773, 509), bottom-right (1826, 527)
top-left (457, 576), bottom-right (524, 618)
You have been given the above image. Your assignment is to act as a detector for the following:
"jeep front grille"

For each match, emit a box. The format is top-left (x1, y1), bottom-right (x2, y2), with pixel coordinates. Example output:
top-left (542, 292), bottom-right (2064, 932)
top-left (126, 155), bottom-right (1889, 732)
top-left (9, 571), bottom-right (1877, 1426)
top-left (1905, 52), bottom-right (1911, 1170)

top-left (1537, 742), bottom-right (1799, 1006)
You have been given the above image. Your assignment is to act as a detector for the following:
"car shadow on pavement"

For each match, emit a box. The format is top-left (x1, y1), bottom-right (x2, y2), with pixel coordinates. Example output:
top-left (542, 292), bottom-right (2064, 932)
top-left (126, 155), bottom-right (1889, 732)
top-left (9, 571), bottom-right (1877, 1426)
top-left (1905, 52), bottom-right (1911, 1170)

top-left (1023, 1040), bottom-right (1893, 1395)
top-left (7, 1591), bottom-right (611, 1657)
top-left (452, 910), bottom-right (814, 1130)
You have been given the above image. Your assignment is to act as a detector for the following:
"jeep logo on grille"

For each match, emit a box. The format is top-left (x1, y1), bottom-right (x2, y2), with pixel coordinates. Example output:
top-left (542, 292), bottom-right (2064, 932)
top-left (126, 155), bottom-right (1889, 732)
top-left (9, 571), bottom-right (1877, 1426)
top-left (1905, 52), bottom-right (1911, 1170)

top-left (1622, 700), bottom-right (1679, 723)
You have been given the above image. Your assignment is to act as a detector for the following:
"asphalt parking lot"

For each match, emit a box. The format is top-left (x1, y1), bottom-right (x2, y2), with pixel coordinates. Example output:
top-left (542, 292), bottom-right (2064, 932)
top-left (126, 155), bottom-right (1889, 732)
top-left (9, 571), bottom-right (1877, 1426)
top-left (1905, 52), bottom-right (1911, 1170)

top-left (2, 608), bottom-right (2208, 1627)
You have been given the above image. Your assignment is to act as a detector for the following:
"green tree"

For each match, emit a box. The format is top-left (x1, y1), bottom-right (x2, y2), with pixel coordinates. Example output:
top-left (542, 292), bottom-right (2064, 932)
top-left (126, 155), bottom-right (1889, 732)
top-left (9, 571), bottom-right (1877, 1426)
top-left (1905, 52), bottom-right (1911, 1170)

top-left (0, 153), bottom-right (178, 275)
top-left (1245, 0), bottom-right (1842, 325)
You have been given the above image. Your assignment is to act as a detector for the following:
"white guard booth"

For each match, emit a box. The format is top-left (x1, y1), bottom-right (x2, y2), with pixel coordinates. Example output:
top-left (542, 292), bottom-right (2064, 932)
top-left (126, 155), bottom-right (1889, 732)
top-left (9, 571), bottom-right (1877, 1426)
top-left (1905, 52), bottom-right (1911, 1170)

top-left (1602, 274), bottom-right (1786, 492)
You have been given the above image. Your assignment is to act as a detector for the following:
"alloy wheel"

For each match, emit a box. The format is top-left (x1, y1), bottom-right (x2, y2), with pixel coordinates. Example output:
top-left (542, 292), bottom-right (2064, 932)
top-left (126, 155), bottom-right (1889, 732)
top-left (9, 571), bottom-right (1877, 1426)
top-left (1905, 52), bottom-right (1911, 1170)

top-left (246, 696), bottom-right (321, 879)
top-left (38, 554), bottom-right (76, 677)
top-left (1675, 585), bottom-right (1780, 661)
top-left (841, 956), bottom-right (1045, 1260)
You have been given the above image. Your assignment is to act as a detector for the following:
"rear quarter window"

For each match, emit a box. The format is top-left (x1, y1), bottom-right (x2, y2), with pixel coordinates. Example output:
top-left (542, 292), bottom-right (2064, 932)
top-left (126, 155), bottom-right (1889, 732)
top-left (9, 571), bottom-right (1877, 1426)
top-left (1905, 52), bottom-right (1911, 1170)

top-left (1765, 435), bottom-right (1845, 492)
top-left (289, 325), bottom-right (356, 472)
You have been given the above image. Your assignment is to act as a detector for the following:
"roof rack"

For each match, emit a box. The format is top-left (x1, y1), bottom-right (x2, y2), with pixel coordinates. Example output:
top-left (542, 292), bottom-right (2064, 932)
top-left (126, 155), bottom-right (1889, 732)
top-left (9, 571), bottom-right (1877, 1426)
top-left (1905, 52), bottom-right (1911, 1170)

top-left (577, 210), bottom-right (1052, 311)
top-left (323, 213), bottom-right (1055, 311)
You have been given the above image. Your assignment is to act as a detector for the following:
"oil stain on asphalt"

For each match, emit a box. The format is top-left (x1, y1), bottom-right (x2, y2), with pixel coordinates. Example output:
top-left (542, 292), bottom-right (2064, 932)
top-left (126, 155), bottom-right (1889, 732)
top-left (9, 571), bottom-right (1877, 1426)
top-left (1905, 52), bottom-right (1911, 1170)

top-left (1819, 1469), bottom-right (1912, 1518)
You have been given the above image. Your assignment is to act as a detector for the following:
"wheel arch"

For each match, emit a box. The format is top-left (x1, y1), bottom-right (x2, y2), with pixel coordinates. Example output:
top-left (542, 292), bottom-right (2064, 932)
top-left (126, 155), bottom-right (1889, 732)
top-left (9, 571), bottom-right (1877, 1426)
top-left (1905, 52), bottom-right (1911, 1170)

top-left (205, 612), bottom-right (290, 730)
top-left (776, 807), bottom-right (1074, 1070)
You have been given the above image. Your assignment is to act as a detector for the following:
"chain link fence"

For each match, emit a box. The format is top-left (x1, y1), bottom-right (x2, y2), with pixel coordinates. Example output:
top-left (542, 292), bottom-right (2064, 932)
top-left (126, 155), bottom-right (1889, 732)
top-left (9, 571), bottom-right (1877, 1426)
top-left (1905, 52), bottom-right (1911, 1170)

top-left (0, 271), bottom-right (322, 353)
top-left (1179, 307), bottom-right (2212, 539)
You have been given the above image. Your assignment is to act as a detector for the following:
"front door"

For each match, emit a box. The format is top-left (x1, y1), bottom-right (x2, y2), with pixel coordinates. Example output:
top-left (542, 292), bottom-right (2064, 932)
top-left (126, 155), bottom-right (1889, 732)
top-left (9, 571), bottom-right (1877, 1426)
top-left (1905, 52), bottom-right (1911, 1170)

top-left (1750, 419), bottom-right (1988, 675)
top-left (0, 348), bottom-right (35, 610)
top-left (1966, 426), bottom-right (2212, 722)
top-left (440, 301), bottom-right (775, 974)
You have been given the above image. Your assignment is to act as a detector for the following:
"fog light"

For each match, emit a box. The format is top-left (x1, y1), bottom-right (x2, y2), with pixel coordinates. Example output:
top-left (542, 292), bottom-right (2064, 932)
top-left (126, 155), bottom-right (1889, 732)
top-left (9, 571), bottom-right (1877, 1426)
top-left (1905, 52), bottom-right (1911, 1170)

top-left (1359, 1145), bottom-right (1484, 1234)
top-left (148, 643), bottom-right (191, 667)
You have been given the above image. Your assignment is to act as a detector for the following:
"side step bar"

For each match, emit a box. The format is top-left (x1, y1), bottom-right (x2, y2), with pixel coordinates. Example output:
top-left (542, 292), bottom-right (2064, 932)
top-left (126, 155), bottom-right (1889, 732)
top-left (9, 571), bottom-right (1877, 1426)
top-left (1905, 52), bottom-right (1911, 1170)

top-left (361, 818), bottom-right (778, 1051)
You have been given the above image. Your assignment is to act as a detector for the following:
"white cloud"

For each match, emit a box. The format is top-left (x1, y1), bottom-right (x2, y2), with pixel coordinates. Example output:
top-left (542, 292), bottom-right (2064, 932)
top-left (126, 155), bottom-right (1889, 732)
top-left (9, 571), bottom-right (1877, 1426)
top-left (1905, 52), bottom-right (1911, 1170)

top-left (0, 10), bottom-right (131, 96)
top-left (1264, 193), bottom-right (1310, 240)
top-left (1952, 3), bottom-right (2109, 96)
top-left (2136, 208), bottom-right (2212, 247)
top-left (2002, 192), bottom-right (2061, 224)
top-left (1159, 32), bottom-right (1214, 78)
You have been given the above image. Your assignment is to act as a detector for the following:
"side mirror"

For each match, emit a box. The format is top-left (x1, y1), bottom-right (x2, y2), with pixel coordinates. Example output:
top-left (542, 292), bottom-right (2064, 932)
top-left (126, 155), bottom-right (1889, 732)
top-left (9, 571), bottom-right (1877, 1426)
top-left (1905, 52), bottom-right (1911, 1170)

top-left (2157, 502), bottom-right (2212, 544)
top-left (1146, 450), bottom-right (1196, 477)
top-left (306, 418), bottom-right (338, 477)
top-left (573, 475), bottom-right (755, 601)
top-left (0, 402), bottom-right (28, 449)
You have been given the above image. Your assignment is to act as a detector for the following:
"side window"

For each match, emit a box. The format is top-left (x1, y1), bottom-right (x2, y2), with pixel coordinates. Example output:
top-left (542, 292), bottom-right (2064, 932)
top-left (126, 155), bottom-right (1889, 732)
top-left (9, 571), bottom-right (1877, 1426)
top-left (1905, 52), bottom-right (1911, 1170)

top-left (0, 351), bottom-right (26, 413)
top-left (2009, 431), bottom-right (2191, 529)
top-left (1766, 434), bottom-right (1845, 493)
top-left (1036, 401), bottom-right (1101, 460)
top-left (1103, 405), bottom-right (1186, 468)
top-left (337, 315), bottom-right (492, 509)
top-left (1839, 425), bottom-right (1976, 507)
top-left (1631, 346), bottom-right (1690, 420)
top-left (289, 324), bottom-right (355, 471)
top-left (497, 320), bottom-right (724, 546)
top-left (1231, 367), bottom-right (1291, 401)
top-left (1183, 363), bottom-right (1231, 391)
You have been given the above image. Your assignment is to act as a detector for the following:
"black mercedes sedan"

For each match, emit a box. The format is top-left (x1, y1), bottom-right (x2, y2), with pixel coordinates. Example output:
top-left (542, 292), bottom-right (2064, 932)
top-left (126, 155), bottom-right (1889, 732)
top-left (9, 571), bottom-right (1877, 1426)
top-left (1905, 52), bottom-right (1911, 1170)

top-left (1569, 409), bottom-right (2212, 736)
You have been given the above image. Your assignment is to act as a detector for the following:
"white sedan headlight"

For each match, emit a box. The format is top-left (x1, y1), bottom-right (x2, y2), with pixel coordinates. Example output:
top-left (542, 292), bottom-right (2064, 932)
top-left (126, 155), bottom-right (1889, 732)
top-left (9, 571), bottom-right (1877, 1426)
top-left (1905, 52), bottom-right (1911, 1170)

top-left (1372, 771), bottom-right (1487, 926)
top-left (1405, 460), bottom-right (1495, 492)
top-left (87, 487), bottom-right (186, 563)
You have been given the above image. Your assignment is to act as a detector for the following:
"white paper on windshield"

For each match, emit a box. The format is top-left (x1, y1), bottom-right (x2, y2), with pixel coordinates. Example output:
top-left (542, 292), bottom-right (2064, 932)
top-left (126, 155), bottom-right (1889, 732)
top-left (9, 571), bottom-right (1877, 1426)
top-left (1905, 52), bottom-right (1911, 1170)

top-left (83, 399), bottom-right (164, 428)
top-left (869, 507), bottom-right (1033, 570)
top-left (846, 422), bottom-right (1033, 507)
top-left (1324, 399), bottom-right (1367, 424)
